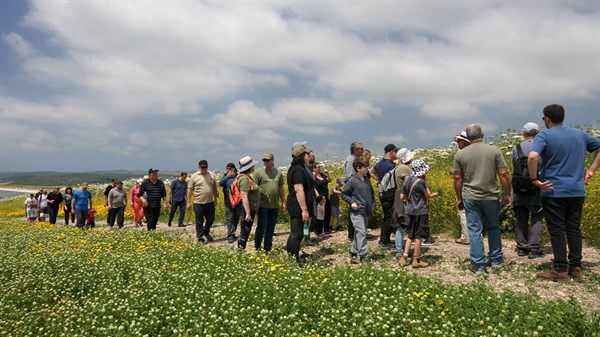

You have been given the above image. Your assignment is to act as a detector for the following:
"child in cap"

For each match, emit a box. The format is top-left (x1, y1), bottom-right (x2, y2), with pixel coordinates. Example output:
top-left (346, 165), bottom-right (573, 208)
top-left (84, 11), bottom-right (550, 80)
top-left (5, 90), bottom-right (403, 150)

top-left (398, 159), bottom-right (431, 268)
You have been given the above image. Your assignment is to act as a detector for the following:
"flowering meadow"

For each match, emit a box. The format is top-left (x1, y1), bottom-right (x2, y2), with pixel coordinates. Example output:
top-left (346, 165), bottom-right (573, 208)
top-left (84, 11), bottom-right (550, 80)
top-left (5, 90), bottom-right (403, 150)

top-left (0, 218), bottom-right (598, 336)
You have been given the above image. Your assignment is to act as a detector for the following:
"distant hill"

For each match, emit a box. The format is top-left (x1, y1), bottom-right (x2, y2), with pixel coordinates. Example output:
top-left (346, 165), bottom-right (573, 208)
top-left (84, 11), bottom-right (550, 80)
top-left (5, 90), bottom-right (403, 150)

top-left (0, 170), bottom-right (184, 187)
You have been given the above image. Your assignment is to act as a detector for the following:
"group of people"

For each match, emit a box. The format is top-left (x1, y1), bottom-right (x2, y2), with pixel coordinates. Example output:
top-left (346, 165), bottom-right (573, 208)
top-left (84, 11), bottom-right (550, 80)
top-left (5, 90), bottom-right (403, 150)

top-left (22, 104), bottom-right (599, 279)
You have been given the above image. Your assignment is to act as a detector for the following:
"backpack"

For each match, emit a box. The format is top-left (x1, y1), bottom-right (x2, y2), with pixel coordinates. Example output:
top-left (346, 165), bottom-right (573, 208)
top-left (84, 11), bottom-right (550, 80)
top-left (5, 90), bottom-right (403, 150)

top-left (511, 143), bottom-right (539, 195)
top-left (228, 174), bottom-right (254, 208)
top-left (377, 166), bottom-right (397, 200)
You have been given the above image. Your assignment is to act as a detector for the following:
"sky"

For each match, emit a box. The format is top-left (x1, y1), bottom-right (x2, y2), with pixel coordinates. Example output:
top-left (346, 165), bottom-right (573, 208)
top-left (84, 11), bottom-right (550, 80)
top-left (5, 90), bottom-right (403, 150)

top-left (1, 1), bottom-right (599, 173)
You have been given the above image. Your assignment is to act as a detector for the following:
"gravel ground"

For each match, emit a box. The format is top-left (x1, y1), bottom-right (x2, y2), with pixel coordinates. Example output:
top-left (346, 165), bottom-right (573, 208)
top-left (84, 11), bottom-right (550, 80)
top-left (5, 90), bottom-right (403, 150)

top-left (125, 219), bottom-right (599, 314)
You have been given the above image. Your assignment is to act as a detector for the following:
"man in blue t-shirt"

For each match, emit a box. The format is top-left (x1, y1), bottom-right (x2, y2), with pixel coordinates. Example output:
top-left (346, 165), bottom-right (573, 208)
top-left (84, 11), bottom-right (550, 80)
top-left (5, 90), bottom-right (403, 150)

top-left (529, 104), bottom-right (600, 282)
top-left (167, 172), bottom-right (188, 227)
top-left (71, 182), bottom-right (93, 228)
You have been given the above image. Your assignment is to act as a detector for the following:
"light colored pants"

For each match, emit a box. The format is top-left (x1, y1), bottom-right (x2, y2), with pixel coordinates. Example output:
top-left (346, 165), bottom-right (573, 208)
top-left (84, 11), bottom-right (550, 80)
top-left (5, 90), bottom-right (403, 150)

top-left (350, 213), bottom-right (368, 257)
top-left (458, 208), bottom-right (469, 243)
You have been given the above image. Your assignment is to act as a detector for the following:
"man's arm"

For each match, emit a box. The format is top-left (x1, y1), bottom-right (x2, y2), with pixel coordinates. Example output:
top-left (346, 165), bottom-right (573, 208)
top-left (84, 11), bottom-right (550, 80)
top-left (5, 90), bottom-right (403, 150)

top-left (278, 186), bottom-right (286, 212)
top-left (585, 149), bottom-right (600, 184)
top-left (294, 183), bottom-right (309, 222)
top-left (453, 170), bottom-right (464, 209)
top-left (186, 188), bottom-right (192, 209)
top-left (71, 195), bottom-right (76, 211)
top-left (528, 151), bottom-right (553, 191)
top-left (497, 167), bottom-right (512, 209)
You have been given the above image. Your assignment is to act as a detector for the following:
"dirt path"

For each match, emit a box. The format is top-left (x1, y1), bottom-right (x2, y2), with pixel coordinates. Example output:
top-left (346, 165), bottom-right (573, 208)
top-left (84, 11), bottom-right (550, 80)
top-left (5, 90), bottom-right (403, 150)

top-left (123, 220), bottom-right (599, 314)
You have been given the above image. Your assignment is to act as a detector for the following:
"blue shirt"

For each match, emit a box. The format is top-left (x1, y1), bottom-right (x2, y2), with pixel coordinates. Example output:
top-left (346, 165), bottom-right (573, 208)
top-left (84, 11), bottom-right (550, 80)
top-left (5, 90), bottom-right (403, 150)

top-left (219, 175), bottom-right (236, 208)
top-left (73, 189), bottom-right (92, 210)
top-left (532, 126), bottom-right (600, 198)
top-left (374, 158), bottom-right (395, 181)
top-left (170, 179), bottom-right (188, 202)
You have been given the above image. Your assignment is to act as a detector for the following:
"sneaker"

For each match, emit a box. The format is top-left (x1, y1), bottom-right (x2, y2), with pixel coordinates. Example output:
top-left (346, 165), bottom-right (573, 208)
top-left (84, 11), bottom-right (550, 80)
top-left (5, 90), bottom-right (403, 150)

top-left (471, 265), bottom-right (487, 274)
top-left (490, 262), bottom-right (504, 270)
top-left (528, 250), bottom-right (545, 259)
top-left (517, 248), bottom-right (528, 256)
top-left (167, 223), bottom-right (172, 227)
top-left (196, 240), bottom-right (204, 247)
top-left (350, 255), bottom-right (360, 264)
top-left (537, 269), bottom-right (570, 282)
top-left (204, 234), bottom-right (214, 242)
top-left (454, 238), bottom-right (469, 245)
top-left (227, 236), bottom-right (236, 244)
top-left (378, 241), bottom-right (395, 249)
top-left (412, 258), bottom-right (430, 268)
top-left (398, 255), bottom-right (409, 266)
top-left (568, 267), bottom-right (583, 281)
top-left (421, 239), bottom-right (433, 246)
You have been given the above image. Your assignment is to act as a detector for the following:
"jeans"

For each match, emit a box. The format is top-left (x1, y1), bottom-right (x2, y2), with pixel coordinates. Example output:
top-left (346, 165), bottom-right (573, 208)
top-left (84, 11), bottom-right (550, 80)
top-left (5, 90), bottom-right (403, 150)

top-left (255, 207), bottom-right (279, 252)
top-left (110, 206), bottom-right (125, 228)
top-left (395, 226), bottom-right (405, 253)
top-left (75, 209), bottom-right (88, 228)
top-left (238, 208), bottom-right (257, 249)
top-left (64, 207), bottom-right (75, 225)
top-left (168, 200), bottom-right (186, 226)
top-left (379, 197), bottom-right (394, 244)
top-left (224, 204), bottom-right (240, 238)
top-left (350, 213), bottom-right (368, 257)
top-left (193, 203), bottom-right (215, 241)
top-left (463, 199), bottom-right (504, 271)
top-left (144, 207), bottom-right (161, 230)
top-left (513, 205), bottom-right (543, 251)
top-left (107, 207), bottom-right (116, 227)
top-left (541, 197), bottom-right (584, 272)
top-left (48, 206), bottom-right (59, 224)
top-left (286, 217), bottom-right (304, 260)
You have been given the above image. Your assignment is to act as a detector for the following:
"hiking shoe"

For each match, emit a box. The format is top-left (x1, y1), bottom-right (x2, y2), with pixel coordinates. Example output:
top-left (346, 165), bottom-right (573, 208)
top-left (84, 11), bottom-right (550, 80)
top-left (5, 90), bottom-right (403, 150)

top-left (227, 236), bottom-right (236, 244)
top-left (412, 258), bottom-right (430, 268)
top-left (517, 248), bottom-right (528, 256)
top-left (398, 255), bottom-right (409, 266)
top-left (421, 239), bottom-right (434, 246)
top-left (454, 238), bottom-right (469, 245)
top-left (378, 241), bottom-right (395, 249)
top-left (528, 250), bottom-right (545, 259)
top-left (204, 234), bottom-right (214, 242)
top-left (490, 262), bottom-right (504, 270)
top-left (537, 269), bottom-right (570, 282)
top-left (568, 267), bottom-right (583, 281)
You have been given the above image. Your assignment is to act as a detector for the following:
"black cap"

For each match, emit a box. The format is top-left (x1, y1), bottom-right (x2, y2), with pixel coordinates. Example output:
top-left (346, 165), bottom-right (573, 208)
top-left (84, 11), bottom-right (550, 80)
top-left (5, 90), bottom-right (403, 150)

top-left (148, 168), bottom-right (159, 174)
top-left (198, 160), bottom-right (208, 168)
top-left (384, 144), bottom-right (398, 153)
top-left (226, 162), bottom-right (236, 169)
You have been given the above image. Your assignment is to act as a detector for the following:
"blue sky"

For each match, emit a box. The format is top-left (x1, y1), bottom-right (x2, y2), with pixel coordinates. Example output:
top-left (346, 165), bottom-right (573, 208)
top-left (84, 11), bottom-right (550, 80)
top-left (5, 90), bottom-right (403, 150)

top-left (1, 1), bottom-right (599, 173)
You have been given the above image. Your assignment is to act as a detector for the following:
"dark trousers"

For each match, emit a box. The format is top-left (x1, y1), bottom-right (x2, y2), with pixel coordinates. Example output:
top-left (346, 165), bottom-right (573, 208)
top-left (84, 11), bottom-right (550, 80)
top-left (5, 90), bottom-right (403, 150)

top-left (347, 214), bottom-right (355, 240)
top-left (323, 198), bottom-right (332, 232)
top-left (107, 207), bottom-right (116, 227)
top-left (255, 207), bottom-right (279, 251)
top-left (513, 205), bottom-right (543, 251)
top-left (193, 203), bottom-right (215, 241)
top-left (144, 207), bottom-right (161, 230)
top-left (541, 197), bottom-right (585, 272)
top-left (48, 206), bottom-right (59, 224)
top-left (225, 204), bottom-right (240, 238)
top-left (168, 200), bottom-right (186, 226)
top-left (379, 197), bottom-right (394, 244)
top-left (286, 217), bottom-right (305, 260)
top-left (109, 206), bottom-right (125, 228)
top-left (75, 209), bottom-right (88, 228)
top-left (64, 207), bottom-right (75, 225)
top-left (238, 208), bottom-right (257, 249)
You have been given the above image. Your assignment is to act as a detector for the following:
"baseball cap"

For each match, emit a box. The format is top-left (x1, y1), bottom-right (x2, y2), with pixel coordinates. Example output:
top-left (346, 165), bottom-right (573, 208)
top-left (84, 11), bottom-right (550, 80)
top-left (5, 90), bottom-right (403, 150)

top-left (263, 152), bottom-right (274, 161)
top-left (292, 141), bottom-right (308, 157)
top-left (148, 168), bottom-right (159, 174)
top-left (384, 144), bottom-right (398, 153)
top-left (226, 162), bottom-right (236, 170)
top-left (522, 122), bottom-right (540, 133)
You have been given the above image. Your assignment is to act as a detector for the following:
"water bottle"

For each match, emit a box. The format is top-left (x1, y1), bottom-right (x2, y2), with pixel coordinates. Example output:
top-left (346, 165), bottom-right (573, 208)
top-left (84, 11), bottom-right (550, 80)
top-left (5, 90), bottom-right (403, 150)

top-left (303, 221), bottom-right (310, 239)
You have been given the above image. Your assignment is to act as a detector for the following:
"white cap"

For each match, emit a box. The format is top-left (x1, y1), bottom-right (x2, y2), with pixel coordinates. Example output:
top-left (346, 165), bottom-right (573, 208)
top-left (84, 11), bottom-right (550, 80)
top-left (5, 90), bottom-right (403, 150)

top-left (522, 122), bottom-right (540, 133)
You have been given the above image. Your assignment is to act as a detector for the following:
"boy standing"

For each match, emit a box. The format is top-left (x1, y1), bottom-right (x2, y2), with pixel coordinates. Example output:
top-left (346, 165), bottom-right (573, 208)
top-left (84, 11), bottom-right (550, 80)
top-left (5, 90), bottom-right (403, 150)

top-left (399, 159), bottom-right (431, 268)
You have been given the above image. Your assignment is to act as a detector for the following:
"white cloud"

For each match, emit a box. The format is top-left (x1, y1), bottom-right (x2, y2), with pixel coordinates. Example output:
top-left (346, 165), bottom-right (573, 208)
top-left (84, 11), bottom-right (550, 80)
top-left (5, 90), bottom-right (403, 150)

top-left (374, 134), bottom-right (408, 147)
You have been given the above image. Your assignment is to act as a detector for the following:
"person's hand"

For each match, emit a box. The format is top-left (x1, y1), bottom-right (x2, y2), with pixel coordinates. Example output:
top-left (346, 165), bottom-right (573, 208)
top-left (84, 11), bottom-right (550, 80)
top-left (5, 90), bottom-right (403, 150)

top-left (585, 170), bottom-right (594, 184)
top-left (281, 202), bottom-right (287, 212)
top-left (245, 212), bottom-right (251, 222)
top-left (456, 199), bottom-right (464, 210)
top-left (186, 202), bottom-right (192, 210)
top-left (533, 179), bottom-right (553, 192)
top-left (501, 195), bottom-right (512, 209)
top-left (142, 200), bottom-right (148, 208)
top-left (301, 210), bottom-right (309, 222)
top-left (351, 202), bottom-right (358, 210)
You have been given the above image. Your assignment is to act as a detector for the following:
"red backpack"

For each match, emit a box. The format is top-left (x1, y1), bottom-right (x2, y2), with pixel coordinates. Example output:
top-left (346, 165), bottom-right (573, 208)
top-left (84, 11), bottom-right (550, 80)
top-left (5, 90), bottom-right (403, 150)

top-left (229, 174), bottom-right (254, 208)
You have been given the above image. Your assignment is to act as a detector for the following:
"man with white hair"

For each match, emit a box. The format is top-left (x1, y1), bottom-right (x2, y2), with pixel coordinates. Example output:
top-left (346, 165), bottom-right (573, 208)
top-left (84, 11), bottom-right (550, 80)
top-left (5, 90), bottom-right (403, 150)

top-left (511, 122), bottom-right (544, 259)
top-left (453, 124), bottom-right (512, 274)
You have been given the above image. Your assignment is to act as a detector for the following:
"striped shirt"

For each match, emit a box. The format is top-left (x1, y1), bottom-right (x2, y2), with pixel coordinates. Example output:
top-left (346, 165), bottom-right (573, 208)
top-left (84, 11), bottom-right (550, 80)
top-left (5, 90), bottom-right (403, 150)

top-left (138, 179), bottom-right (166, 208)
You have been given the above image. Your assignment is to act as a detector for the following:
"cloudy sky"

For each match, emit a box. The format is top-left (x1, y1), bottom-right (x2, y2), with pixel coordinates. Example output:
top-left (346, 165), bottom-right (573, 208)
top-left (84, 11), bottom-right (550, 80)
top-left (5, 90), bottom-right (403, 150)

top-left (1, 1), bottom-right (599, 172)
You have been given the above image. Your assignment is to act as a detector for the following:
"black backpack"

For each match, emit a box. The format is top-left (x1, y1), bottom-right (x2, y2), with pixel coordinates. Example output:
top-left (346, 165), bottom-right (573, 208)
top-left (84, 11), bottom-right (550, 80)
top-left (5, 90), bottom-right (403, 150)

top-left (511, 143), bottom-right (539, 195)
